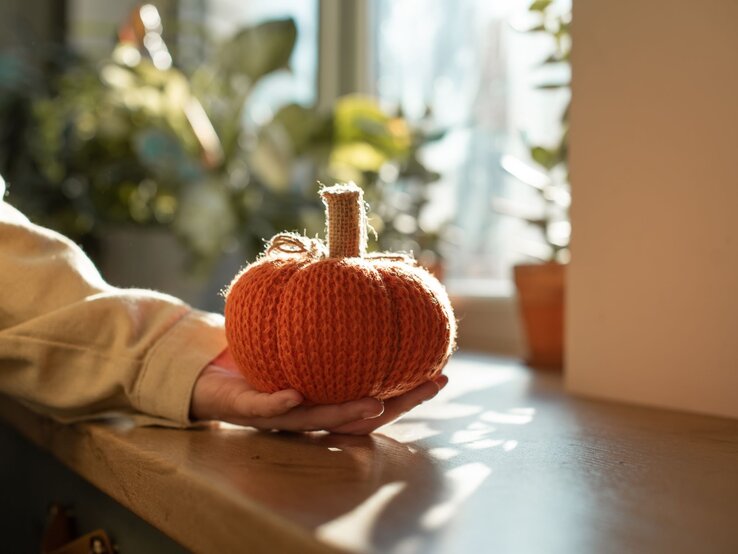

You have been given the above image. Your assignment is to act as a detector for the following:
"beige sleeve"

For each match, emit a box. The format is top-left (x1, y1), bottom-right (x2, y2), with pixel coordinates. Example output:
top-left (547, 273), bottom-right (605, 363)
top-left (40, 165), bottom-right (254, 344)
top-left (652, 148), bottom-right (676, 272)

top-left (0, 197), bottom-right (227, 427)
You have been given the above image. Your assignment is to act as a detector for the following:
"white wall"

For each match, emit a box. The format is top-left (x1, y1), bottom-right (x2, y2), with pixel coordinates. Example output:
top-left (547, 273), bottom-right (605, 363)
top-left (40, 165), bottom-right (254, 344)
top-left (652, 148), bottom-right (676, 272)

top-left (566, 0), bottom-right (738, 419)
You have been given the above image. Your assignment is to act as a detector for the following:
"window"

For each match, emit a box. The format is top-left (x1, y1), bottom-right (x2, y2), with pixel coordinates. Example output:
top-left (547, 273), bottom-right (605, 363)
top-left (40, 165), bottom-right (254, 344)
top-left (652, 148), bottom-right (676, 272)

top-left (373, 0), bottom-right (570, 290)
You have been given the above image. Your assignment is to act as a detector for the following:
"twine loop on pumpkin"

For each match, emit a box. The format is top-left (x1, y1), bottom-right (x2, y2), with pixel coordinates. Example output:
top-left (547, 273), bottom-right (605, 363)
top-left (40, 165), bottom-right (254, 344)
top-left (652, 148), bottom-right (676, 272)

top-left (266, 232), bottom-right (328, 259)
top-left (265, 232), bottom-right (416, 265)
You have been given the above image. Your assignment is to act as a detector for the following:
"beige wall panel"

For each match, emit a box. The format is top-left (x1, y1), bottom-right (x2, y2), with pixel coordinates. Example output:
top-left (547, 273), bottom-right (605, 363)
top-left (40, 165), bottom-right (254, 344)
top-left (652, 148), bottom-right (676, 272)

top-left (566, 0), bottom-right (738, 418)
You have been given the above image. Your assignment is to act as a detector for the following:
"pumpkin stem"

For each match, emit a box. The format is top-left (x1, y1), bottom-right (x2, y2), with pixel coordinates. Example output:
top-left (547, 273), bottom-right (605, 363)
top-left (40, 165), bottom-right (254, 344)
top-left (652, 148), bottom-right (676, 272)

top-left (320, 183), bottom-right (366, 258)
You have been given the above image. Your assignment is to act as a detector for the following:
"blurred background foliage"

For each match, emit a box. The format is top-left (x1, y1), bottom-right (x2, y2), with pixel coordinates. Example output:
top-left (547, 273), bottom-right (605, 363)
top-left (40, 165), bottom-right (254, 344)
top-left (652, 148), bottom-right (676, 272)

top-left (0, 4), bottom-right (444, 274)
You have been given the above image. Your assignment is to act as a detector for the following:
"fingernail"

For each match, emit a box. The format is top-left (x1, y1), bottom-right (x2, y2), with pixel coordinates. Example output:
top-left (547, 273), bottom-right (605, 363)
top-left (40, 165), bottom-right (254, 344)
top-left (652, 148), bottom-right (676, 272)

top-left (361, 401), bottom-right (384, 419)
top-left (284, 397), bottom-right (302, 408)
top-left (435, 375), bottom-right (449, 390)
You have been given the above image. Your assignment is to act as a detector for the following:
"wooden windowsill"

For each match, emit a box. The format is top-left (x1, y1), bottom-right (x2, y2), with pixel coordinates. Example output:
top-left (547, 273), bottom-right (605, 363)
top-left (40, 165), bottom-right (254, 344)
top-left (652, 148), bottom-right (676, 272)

top-left (2, 354), bottom-right (737, 553)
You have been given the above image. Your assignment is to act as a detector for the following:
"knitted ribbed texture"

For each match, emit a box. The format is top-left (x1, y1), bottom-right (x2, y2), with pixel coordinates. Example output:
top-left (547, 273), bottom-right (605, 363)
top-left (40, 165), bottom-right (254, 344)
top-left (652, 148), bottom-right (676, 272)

top-left (224, 183), bottom-right (456, 404)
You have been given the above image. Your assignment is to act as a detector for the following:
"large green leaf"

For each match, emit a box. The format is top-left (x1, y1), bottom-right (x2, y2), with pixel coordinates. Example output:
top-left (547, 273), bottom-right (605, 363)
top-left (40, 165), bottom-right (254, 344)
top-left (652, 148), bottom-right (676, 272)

top-left (333, 95), bottom-right (412, 158)
top-left (269, 103), bottom-right (332, 154)
top-left (330, 143), bottom-right (387, 173)
top-left (248, 125), bottom-right (293, 192)
top-left (530, 146), bottom-right (561, 170)
top-left (216, 18), bottom-right (297, 84)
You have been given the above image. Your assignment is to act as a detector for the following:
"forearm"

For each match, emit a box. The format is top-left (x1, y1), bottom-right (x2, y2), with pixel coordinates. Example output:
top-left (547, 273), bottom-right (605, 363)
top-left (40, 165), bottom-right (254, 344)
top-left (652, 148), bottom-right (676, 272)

top-left (0, 198), bottom-right (226, 426)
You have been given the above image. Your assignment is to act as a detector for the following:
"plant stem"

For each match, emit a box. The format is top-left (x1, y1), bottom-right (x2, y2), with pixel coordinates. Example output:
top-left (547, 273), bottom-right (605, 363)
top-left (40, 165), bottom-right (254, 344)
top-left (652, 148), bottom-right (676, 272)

top-left (320, 183), bottom-right (366, 258)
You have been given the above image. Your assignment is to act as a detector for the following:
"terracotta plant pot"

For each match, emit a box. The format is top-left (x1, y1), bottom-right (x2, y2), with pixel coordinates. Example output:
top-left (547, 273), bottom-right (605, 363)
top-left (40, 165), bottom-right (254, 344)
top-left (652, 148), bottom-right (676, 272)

top-left (513, 262), bottom-right (565, 370)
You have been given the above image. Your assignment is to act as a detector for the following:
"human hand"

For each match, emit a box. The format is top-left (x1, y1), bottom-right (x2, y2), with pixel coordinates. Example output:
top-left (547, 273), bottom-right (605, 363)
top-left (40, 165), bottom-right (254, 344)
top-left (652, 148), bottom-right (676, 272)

top-left (190, 348), bottom-right (448, 435)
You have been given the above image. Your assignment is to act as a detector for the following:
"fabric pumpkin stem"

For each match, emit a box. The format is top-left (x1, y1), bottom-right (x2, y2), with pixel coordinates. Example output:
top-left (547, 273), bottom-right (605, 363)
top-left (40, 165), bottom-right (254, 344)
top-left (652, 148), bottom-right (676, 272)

top-left (321, 183), bottom-right (367, 258)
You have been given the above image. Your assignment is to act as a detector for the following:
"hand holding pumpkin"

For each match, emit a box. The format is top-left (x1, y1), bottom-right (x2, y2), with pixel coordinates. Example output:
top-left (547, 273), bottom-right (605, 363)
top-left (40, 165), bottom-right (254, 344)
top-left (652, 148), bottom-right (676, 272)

top-left (190, 347), bottom-right (448, 434)
top-left (193, 182), bottom-right (455, 434)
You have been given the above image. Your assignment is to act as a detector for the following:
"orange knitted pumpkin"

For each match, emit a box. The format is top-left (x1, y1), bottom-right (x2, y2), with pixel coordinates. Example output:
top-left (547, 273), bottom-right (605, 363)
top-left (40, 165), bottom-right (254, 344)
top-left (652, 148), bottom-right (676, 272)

top-left (224, 183), bottom-right (456, 404)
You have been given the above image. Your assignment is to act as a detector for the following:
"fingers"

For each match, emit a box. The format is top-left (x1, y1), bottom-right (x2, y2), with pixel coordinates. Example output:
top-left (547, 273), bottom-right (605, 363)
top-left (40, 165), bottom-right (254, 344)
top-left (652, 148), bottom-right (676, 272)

top-left (328, 375), bottom-right (448, 435)
top-left (196, 362), bottom-right (449, 434)
top-left (230, 397), bottom-right (384, 432)
top-left (230, 388), bottom-right (304, 419)
top-left (191, 364), bottom-right (304, 420)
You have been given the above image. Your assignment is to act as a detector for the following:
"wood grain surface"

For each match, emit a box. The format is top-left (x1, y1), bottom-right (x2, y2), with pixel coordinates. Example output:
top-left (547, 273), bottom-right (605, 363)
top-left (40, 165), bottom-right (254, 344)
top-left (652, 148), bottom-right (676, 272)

top-left (2, 354), bottom-right (737, 554)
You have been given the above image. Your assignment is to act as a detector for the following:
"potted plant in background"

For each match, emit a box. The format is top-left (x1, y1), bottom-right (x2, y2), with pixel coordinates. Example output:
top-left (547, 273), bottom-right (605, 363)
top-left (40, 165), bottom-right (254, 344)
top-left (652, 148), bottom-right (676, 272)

top-left (0, 5), bottom-right (444, 310)
top-left (496, 0), bottom-right (571, 369)
top-left (0, 6), bottom-right (298, 306)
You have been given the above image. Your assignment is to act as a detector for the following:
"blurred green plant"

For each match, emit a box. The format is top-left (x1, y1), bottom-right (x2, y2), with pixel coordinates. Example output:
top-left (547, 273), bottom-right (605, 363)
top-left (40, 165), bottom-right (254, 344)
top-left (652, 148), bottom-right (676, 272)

top-left (499, 0), bottom-right (571, 263)
top-left (0, 5), bottom-right (443, 273)
top-left (253, 96), bottom-right (445, 265)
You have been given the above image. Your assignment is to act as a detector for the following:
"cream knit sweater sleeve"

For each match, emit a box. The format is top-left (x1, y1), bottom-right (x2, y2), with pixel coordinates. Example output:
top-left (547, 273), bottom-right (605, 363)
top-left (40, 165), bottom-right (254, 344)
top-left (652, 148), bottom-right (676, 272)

top-left (0, 188), bottom-right (227, 427)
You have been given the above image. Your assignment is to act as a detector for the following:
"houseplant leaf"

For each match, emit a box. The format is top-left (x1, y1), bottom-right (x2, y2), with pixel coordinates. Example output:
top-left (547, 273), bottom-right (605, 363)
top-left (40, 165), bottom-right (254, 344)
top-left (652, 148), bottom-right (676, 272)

top-left (216, 18), bottom-right (297, 85)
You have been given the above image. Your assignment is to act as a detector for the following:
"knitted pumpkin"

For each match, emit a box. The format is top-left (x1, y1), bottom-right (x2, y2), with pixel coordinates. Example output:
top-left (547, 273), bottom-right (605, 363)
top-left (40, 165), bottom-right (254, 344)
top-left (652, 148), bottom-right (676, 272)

top-left (224, 183), bottom-right (456, 404)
